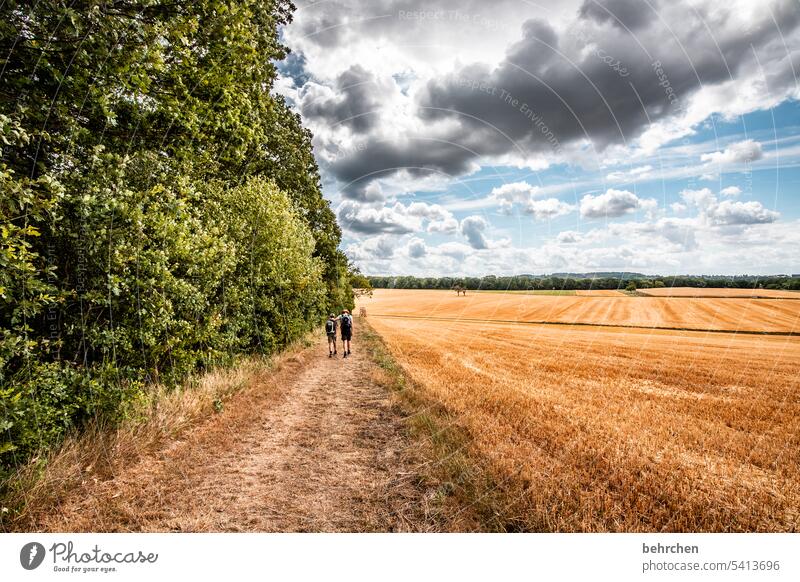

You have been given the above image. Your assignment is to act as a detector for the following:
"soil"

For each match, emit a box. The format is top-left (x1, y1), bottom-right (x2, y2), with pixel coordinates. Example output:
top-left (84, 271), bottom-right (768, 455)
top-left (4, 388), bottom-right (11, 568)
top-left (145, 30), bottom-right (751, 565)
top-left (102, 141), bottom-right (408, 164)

top-left (34, 333), bottom-right (432, 532)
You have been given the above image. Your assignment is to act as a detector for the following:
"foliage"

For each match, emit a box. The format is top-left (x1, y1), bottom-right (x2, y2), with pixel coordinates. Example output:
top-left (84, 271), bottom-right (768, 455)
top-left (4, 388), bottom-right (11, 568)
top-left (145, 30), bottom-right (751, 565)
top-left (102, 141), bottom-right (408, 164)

top-left (349, 264), bottom-right (373, 298)
top-left (367, 274), bottom-right (800, 291)
top-left (0, 1), bottom-right (351, 475)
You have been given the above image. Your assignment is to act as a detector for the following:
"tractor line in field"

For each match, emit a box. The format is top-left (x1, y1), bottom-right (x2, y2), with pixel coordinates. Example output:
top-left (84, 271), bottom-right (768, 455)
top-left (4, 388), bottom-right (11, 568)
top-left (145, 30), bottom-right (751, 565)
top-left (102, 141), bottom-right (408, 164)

top-left (368, 313), bottom-right (800, 337)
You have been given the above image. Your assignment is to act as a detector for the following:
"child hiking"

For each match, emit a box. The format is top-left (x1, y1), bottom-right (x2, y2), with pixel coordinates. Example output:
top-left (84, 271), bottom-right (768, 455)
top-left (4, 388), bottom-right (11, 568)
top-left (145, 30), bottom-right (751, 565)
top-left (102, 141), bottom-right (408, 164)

top-left (325, 313), bottom-right (338, 357)
top-left (339, 309), bottom-right (353, 358)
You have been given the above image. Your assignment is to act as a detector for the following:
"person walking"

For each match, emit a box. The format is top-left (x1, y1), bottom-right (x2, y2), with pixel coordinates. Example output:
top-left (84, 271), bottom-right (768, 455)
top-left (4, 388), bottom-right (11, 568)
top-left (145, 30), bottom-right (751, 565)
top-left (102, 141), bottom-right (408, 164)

top-left (339, 309), bottom-right (353, 358)
top-left (325, 313), bottom-right (338, 357)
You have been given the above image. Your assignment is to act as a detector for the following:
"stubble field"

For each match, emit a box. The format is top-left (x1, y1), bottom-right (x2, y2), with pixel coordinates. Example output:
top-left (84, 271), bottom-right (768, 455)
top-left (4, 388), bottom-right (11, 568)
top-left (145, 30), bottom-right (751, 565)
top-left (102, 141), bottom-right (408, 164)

top-left (363, 289), bottom-right (799, 333)
top-left (358, 289), bottom-right (800, 531)
top-left (637, 287), bottom-right (800, 299)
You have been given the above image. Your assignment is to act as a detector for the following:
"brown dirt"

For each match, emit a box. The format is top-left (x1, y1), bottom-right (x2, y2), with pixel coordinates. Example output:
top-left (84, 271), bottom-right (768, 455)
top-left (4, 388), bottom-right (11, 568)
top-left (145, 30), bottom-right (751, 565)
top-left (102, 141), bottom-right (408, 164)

top-left (30, 332), bottom-right (432, 532)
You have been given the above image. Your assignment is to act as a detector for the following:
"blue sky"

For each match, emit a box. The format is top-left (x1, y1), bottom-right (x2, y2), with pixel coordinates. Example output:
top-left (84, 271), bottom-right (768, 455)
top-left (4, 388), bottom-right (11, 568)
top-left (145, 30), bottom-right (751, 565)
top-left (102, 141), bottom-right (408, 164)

top-left (276, 0), bottom-right (800, 276)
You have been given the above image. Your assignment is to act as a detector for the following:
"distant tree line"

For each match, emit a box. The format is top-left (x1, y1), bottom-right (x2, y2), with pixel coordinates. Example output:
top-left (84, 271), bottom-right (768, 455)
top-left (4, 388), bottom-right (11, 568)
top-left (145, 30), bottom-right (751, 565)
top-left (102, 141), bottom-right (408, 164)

top-left (1, 1), bottom-right (354, 475)
top-left (368, 275), bottom-right (800, 291)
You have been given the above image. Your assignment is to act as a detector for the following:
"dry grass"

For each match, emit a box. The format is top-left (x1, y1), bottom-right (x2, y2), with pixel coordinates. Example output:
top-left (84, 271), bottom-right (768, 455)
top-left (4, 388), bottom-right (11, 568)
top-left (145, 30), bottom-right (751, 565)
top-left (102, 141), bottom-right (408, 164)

top-left (1, 337), bottom-right (314, 532)
top-left (360, 290), bottom-right (800, 531)
top-left (638, 287), bottom-right (800, 299)
top-left (361, 289), bottom-right (800, 333)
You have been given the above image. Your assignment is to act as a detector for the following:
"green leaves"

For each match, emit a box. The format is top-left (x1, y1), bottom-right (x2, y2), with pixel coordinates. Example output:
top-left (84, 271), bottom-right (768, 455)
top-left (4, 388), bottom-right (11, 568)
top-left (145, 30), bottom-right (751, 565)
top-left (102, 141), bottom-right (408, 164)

top-left (0, 0), bottom-right (351, 472)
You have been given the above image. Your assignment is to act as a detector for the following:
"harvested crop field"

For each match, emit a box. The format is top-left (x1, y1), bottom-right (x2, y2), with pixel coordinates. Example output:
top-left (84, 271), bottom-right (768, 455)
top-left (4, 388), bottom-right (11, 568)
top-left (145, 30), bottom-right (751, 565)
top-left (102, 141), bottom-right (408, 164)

top-left (575, 289), bottom-right (626, 297)
top-left (638, 287), bottom-right (800, 299)
top-left (359, 289), bottom-right (800, 531)
top-left (363, 289), bottom-right (800, 334)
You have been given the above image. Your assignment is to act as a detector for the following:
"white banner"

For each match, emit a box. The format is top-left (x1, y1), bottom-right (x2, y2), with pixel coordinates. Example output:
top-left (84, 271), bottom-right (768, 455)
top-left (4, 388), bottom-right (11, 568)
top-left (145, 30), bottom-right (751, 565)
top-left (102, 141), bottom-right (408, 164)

top-left (1, 533), bottom-right (797, 581)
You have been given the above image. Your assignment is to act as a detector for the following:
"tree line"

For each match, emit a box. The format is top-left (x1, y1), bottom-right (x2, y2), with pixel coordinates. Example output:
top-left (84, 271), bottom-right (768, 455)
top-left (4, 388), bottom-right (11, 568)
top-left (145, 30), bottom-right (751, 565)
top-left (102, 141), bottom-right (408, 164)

top-left (0, 1), bottom-right (354, 475)
top-left (368, 275), bottom-right (800, 291)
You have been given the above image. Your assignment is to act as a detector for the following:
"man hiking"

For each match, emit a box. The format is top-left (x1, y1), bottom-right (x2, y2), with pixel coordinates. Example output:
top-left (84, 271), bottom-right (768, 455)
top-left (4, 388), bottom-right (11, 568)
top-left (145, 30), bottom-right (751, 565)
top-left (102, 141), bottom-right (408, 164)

top-left (339, 309), bottom-right (353, 358)
top-left (325, 313), bottom-right (338, 357)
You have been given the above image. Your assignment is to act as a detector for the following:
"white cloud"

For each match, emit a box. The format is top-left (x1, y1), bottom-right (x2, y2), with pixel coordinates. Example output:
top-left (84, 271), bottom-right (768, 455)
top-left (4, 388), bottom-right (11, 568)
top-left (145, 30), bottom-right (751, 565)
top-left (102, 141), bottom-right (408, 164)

top-left (556, 230), bottom-right (582, 244)
top-left (701, 140), bottom-right (763, 165)
top-left (679, 188), bottom-right (780, 227)
top-left (580, 189), bottom-right (657, 219)
top-left (671, 202), bottom-right (687, 213)
top-left (720, 186), bottom-right (742, 197)
top-left (611, 218), bottom-right (699, 252)
top-left (361, 181), bottom-right (386, 202)
top-left (337, 200), bottom-right (417, 234)
top-left (680, 188), bottom-right (716, 209)
top-left (406, 237), bottom-right (428, 258)
top-left (427, 216), bottom-right (459, 234)
top-left (406, 201), bottom-right (452, 220)
top-left (706, 200), bottom-right (779, 226)
top-left (345, 235), bottom-right (397, 261)
top-left (436, 242), bottom-right (475, 260)
top-left (460, 215), bottom-right (490, 249)
top-left (490, 181), bottom-right (543, 213)
top-left (606, 165), bottom-right (653, 182)
top-left (525, 198), bottom-right (575, 221)
top-left (337, 199), bottom-right (457, 235)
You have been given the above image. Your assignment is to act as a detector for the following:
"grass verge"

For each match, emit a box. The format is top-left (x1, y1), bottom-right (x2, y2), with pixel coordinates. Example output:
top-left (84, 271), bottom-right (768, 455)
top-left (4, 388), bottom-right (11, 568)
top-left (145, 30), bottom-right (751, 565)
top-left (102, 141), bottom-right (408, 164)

top-left (358, 318), bottom-right (529, 532)
top-left (0, 332), bottom-right (317, 532)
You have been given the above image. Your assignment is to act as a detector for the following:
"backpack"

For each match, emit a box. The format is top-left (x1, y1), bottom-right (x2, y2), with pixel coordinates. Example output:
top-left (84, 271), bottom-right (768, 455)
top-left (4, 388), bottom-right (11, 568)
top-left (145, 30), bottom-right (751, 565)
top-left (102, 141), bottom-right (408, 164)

top-left (325, 319), bottom-right (336, 334)
top-left (340, 314), bottom-right (352, 332)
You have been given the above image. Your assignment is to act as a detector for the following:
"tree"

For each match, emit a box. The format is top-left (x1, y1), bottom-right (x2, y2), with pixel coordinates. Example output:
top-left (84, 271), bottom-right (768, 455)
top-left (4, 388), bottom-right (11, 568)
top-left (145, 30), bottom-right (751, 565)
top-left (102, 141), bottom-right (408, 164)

top-left (349, 265), bottom-right (374, 299)
top-left (0, 1), bottom-right (349, 474)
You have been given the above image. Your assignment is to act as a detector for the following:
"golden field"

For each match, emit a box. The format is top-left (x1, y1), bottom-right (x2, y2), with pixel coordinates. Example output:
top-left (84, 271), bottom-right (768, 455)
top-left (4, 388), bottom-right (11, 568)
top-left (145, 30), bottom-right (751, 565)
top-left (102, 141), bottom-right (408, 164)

top-left (358, 289), bottom-right (800, 531)
top-left (638, 287), bottom-right (800, 299)
top-left (361, 288), bottom-right (799, 333)
top-left (575, 289), bottom-right (627, 297)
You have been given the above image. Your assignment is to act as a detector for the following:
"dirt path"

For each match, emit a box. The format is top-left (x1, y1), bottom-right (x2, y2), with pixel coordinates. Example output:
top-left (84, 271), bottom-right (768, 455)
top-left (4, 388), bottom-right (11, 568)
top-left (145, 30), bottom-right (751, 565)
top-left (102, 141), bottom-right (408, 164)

top-left (34, 330), bottom-right (431, 532)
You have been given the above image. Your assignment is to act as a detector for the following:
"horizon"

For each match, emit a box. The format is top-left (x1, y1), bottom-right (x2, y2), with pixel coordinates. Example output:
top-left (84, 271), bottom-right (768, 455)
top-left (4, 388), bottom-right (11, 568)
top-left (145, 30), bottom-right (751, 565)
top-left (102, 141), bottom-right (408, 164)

top-left (277, 0), bottom-right (800, 277)
top-left (363, 272), bottom-right (800, 279)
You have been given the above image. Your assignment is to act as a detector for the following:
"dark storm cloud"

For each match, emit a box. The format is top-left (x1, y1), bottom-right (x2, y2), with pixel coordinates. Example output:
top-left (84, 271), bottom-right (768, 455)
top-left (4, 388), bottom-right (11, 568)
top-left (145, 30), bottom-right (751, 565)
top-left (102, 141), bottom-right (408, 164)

top-left (421, 3), bottom-right (800, 150)
top-left (332, 137), bottom-right (479, 199)
top-left (301, 65), bottom-right (383, 132)
top-left (579, 0), bottom-right (657, 31)
top-left (289, 0), bottom-right (800, 196)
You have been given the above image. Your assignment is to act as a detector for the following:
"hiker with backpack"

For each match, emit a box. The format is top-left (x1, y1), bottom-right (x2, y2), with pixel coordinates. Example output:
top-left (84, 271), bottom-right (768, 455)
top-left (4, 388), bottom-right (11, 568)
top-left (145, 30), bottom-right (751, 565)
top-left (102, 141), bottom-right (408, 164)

top-left (325, 313), bottom-right (338, 357)
top-left (339, 309), bottom-right (353, 358)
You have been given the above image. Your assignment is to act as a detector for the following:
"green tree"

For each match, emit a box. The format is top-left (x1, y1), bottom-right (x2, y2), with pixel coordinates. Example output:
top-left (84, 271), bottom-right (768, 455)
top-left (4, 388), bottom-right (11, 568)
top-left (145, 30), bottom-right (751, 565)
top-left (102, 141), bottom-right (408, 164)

top-left (0, 1), bottom-right (350, 475)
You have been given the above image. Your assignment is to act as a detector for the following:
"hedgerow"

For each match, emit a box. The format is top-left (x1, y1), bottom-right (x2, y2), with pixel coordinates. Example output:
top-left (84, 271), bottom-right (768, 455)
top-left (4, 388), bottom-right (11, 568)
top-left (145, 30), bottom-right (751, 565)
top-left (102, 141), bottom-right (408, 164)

top-left (0, 1), bottom-right (352, 476)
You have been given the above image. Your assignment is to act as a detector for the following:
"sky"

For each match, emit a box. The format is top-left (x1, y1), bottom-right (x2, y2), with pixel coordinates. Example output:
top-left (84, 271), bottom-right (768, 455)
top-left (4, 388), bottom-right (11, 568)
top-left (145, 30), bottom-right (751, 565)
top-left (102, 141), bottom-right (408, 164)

top-left (275, 0), bottom-right (800, 276)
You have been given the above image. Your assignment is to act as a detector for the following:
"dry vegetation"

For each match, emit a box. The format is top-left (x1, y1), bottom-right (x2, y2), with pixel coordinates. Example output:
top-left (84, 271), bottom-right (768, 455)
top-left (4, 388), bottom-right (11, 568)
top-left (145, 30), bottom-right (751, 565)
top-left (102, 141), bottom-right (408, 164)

top-left (575, 289), bottom-right (626, 297)
top-left (5, 330), bottom-right (451, 533)
top-left (2, 338), bottom-right (315, 530)
top-left (359, 289), bottom-right (800, 531)
top-left (364, 289), bottom-right (800, 333)
top-left (638, 287), bottom-right (800, 299)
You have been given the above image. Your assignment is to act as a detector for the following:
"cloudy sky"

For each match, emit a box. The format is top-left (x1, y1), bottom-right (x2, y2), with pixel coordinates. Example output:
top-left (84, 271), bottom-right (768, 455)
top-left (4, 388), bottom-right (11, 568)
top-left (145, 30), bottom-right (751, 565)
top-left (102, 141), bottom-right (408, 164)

top-left (276, 0), bottom-right (800, 276)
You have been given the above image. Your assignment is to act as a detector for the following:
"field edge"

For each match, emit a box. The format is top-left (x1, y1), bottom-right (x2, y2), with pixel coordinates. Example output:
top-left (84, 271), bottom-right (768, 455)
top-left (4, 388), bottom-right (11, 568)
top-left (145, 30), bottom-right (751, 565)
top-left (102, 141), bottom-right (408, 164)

top-left (359, 318), bottom-right (538, 532)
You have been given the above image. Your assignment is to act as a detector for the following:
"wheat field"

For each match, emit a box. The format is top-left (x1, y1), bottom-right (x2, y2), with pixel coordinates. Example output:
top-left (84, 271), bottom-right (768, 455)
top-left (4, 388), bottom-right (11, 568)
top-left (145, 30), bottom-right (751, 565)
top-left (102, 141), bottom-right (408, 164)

top-left (638, 287), bottom-right (800, 299)
top-left (575, 289), bottom-right (627, 297)
top-left (359, 289), bottom-right (800, 531)
top-left (363, 289), bottom-right (799, 333)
